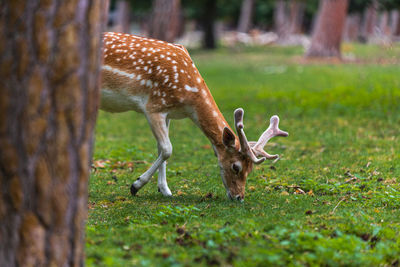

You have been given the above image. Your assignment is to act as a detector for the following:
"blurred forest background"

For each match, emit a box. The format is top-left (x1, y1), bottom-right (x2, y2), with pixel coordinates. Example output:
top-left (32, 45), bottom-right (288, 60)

top-left (107, 0), bottom-right (400, 58)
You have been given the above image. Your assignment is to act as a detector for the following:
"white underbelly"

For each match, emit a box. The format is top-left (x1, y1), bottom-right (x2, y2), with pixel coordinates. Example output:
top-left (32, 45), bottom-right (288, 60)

top-left (100, 88), bottom-right (147, 113)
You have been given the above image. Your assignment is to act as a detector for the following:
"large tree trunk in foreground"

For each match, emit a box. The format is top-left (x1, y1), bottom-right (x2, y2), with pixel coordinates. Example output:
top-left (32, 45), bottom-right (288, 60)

top-left (149, 0), bottom-right (181, 42)
top-left (238, 0), bottom-right (255, 33)
top-left (115, 0), bottom-right (131, 33)
top-left (0, 0), bottom-right (106, 265)
top-left (306, 0), bottom-right (349, 58)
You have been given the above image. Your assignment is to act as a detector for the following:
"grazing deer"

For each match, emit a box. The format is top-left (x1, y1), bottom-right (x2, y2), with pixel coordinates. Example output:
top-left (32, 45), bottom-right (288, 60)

top-left (101, 32), bottom-right (288, 201)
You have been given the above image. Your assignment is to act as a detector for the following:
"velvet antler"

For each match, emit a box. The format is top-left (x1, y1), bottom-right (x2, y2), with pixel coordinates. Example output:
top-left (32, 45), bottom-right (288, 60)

top-left (251, 115), bottom-right (288, 162)
top-left (234, 108), bottom-right (266, 164)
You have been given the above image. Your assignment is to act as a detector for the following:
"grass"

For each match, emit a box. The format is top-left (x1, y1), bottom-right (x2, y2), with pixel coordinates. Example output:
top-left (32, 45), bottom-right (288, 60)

top-left (87, 43), bottom-right (400, 266)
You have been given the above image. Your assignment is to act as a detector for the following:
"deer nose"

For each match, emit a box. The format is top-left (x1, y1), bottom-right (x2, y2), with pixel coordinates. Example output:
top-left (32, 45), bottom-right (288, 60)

top-left (235, 195), bottom-right (244, 203)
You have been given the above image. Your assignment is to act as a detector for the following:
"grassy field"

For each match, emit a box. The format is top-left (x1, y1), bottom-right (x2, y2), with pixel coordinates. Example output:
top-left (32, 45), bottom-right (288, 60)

top-left (87, 43), bottom-right (400, 266)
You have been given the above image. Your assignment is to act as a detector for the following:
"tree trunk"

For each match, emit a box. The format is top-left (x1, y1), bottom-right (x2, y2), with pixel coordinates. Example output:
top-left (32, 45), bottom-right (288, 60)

top-left (0, 0), bottom-right (106, 265)
top-left (390, 10), bottom-right (399, 36)
top-left (202, 0), bottom-right (217, 49)
top-left (379, 11), bottom-right (390, 36)
top-left (274, 0), bottom-right (289, 38)
top-left (149, 0), bottom-right (181, 42)
top-left (289, 0), bottom-right (306, 34)
top-left (395, 10), bottom-right (400, 36)
top-left (115, 0), bottom-right (130, 33)
top-left (306, 0), bottom-right (349, 58)
top-left (344, 13), bottom-right (361, 41)
top-left (360, 0), bottom-right (378, 41)
top-left (238, 0), bottom-right (255, 33)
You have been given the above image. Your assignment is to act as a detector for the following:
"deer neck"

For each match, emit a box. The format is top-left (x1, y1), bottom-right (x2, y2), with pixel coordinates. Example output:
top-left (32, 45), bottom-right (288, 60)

top-left (189, 88), bottom-right (236, 151)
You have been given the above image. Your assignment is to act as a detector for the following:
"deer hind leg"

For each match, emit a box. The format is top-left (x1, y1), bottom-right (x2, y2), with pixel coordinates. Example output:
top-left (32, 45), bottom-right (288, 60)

top-left (131, 112), bottom-right (172, 196)
top-left (157, 119), bottom-right (172, 196)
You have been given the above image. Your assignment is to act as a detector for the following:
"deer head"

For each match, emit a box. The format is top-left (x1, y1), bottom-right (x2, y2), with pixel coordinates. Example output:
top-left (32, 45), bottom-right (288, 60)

top-left (217, 108), bottom-right (288, 202)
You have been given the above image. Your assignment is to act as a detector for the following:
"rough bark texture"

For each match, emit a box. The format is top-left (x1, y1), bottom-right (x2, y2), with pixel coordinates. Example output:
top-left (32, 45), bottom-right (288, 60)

top-left (306, 0), bottom-right (349, 58)
top-left (238, 0), bottom-right (255, 33)
top-left (202, 0), bottom-right (217, 49)
top-left (149, 0), bottom-right (181, 43)
top-left (0, 0), bottom-right (106, 266)
top-left (115, 0), bottom-right (130, 33)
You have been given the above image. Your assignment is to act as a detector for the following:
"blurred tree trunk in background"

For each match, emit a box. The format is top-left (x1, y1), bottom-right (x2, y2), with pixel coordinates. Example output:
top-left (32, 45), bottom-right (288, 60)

top-left (394, 10), bottom-right (400, 36)
top-left (238, 0), bottom-right (255, 33)
top-left (360, 0), bottom-right (378, 41)
top-left (274, 0), bottom-right (289, 38)
top-left (275, 0), bottom-right (305, 40)
top-left (390, 10), bottom-right (399, 36)
top-left (379, 11), bottom-right (390, 36)
top-left (288, 0), bottom-right (306, 34)
top-left (115, 0), bottom-right (130, 33)
top-left (202, 0), bottom-right (217, 49)
top-left (306, 0), bottom-right (349, 58)
top-left (149, 0), bottom-right (181, 42)
top-left (344, 13), bottom-right (361, 41)
top-left (0, 0), bottom-right (106, 265)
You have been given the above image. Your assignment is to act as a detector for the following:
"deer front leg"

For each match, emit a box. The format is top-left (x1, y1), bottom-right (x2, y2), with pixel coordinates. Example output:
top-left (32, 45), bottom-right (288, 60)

top-left (131, 113), bottom-right (172, 196)
top-left (157, 119), bottom-right (172, 196)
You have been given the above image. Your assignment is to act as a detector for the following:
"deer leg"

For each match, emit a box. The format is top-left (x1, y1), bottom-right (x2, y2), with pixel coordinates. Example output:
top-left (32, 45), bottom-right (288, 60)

top-left (131, 113), bottom-right (172, 196)
top-left (157, 119), bottom-right (172, 196)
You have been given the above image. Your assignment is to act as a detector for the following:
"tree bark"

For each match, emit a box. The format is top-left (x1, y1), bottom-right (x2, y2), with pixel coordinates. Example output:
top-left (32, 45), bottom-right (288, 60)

top-left (238, 0), bottom-right (255, 33)
top-left (390, 10), bottom-right (399, 36)
top-left (274, 0), bottom-right (289, 38)
top-left (360, 0), bottom-right (378, 41)
top-left (0, 0), bottom-right (106, 266)
top-left (306, 0), bottom-right (349, 58)
top-left (115, 0), bottom-right (130, 33)
top-left (379, 11), bottom-right (390, 36)
top-left (289, 0), bottom-right (306, 34)
top-left (202, 0), bottom-right (217, 49)
top-left (149, 0), bottom-right (181, 42)
top-left (395, 10), bottom-right (400, 36)
top-left (344, 13), bottom-right (361, 41)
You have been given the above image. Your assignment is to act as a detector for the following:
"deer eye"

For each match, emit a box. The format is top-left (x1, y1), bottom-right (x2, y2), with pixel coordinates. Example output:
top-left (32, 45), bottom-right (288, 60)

top-left (231, 162), bottom-right (242, 174)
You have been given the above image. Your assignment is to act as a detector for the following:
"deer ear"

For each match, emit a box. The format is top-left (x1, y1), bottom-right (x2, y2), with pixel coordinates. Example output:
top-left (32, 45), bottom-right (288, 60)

top-left (222, 127), bottom-right (236, 148)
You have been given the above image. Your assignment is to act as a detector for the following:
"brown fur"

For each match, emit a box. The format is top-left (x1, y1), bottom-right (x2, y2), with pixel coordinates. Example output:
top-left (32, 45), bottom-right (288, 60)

top-left (101, 32), bottom-right (277, 200)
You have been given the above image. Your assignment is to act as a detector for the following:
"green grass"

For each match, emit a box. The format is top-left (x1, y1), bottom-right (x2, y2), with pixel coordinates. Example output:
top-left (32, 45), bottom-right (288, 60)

top-left (87, 43), bottom-right (400, 266)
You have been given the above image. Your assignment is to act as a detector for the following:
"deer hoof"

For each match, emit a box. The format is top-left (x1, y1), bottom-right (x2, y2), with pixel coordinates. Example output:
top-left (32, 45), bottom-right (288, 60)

top-left (130, 184), bottom-right (138, 196)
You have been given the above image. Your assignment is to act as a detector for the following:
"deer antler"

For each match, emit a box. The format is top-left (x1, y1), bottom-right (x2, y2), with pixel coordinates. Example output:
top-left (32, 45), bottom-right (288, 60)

top-left (234, 108), bottom-right (266, 164)
top-left (251, 115), bottom-right (288, 162)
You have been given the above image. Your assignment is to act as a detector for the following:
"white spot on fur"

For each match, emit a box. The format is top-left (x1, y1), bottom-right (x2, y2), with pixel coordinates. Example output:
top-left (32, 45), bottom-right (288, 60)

top-left (102, 65), bottom-right (135, 80)
top-left (184, 85), bottom-right (198, 92)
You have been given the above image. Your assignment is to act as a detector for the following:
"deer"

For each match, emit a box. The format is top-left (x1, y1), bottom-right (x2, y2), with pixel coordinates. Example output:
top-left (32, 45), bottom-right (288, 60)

top-left (101, 32), bottom-right (288, 201)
